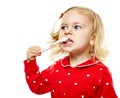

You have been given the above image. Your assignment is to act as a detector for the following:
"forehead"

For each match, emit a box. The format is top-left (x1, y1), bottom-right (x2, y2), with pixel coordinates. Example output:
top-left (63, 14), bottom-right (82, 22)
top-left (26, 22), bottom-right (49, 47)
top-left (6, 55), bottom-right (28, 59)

top-left (64, 8), bottom-right (94, 18)
top-left (62, 9), bottom-right (92, 25)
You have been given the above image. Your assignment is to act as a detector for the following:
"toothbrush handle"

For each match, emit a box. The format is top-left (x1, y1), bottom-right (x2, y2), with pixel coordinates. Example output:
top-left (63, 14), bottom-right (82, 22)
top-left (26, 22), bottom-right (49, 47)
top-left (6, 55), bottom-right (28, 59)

top-left (41, 46), bottom-right (51, 52)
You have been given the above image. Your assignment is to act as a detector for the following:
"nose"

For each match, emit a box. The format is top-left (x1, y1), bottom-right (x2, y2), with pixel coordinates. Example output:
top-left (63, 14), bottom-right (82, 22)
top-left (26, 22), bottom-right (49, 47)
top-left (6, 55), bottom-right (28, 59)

top-left (64, 32), bottom-right (72, 35)
top-left (64, 28), bottom-right (72, 35)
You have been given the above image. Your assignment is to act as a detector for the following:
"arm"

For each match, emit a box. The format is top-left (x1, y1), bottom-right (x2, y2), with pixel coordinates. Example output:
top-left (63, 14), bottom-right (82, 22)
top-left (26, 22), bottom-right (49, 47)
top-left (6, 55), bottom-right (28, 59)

top-left (24, 46), bottom-right (51, 94)
top-left (24, 59), bottom-right (51, 94)
top-left (98, 66), bottom-right (118, 98)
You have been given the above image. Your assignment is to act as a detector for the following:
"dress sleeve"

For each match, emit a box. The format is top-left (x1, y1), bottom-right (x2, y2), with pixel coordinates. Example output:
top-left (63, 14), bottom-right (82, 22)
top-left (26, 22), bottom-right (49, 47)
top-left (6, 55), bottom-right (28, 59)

top-left (24, 59), bottom-right (51, 94)
top-left (99, 66), bottom-right (118, 98)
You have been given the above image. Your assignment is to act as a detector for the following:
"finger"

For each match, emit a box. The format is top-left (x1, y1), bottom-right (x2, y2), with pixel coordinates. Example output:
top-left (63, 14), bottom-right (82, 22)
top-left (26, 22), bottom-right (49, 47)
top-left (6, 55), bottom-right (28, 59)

top-left (30, 46), bottom-right (41, 53)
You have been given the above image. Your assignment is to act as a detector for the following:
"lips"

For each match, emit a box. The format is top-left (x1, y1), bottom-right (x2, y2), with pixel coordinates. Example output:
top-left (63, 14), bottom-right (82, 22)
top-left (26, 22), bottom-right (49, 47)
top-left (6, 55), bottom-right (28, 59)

top-left (62, 38), bottom-right (73, 45)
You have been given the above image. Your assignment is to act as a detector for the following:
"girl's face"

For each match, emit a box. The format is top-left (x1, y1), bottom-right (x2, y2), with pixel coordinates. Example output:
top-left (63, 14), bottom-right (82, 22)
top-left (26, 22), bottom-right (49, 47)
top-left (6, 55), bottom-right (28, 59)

top-left (59, 10), bottom-right (93, 55)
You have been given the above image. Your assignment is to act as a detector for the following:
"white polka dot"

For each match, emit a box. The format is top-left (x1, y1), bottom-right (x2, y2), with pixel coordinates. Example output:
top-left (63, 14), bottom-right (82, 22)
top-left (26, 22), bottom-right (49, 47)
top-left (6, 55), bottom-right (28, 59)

top-left (59, 81), bottom-right (62, 84)
top-left (40, 83), bottom-right (42, 86)
top-left (86, 74), bottom-right (90, 77)
top-left (99, 79), bottom-right (101, 82)
top-left (36, 71), bottom-right (39, 74)
top-left (81, 95), bottom-right (85, 98)
top-left (27, 76), bottom-right (29, 79)
top-left (67, 72), bottom-right (71, 75)
top-left (100, 96), bottom-right (103, 98)
top-left (52, 89), bottom-right (54, 92)
top-left (74, 82), bottom-right (78, 85)
top-left (93, 86), bottom-right (96, 89)
top-left (45, 79), bottom-right (48, 82)
top-left (100, 68), bottom-right (103, 71)
top-left (63, 93), bottom-right (66, 95)
top-left (106, 82), bottom-right (109, 85)
top-left (56, 70), bottom-right (59, 72)
top-left (33, 80), bottom-right (36, 83)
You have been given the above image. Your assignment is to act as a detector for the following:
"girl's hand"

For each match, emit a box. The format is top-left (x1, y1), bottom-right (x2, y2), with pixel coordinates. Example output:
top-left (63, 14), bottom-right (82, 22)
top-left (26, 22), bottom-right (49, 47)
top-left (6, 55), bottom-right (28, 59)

top-left (27, 46), bottom-right (41, 61)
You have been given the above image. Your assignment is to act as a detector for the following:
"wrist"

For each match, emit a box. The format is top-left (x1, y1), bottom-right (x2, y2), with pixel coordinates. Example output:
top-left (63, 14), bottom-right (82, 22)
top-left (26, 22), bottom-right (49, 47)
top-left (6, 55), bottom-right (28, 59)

top-left (27, 57), bottom-right (35, 62)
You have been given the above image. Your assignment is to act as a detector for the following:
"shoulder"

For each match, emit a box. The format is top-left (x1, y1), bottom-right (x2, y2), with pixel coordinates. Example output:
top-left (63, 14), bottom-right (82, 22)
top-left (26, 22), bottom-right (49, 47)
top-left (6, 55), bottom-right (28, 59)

top-left (97, 62), bottom-right (111, 72)
top-left (95, 61), bottom-right (112, 77)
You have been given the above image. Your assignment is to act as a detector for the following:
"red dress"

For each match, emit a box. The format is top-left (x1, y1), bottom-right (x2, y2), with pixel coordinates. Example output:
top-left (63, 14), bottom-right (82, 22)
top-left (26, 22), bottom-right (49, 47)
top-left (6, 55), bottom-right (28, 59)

top-left (24, 56), bottom-right (118, 98)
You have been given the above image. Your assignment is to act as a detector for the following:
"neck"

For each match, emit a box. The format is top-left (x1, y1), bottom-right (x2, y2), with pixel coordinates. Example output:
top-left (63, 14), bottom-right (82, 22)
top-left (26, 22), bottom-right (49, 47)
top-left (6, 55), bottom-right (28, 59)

top-left (69, 52), bottom-right (91, 67)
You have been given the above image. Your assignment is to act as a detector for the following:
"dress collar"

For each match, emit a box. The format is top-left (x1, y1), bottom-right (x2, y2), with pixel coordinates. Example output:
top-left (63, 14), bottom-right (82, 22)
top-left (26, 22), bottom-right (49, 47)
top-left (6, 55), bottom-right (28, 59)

top-left (61, 56), bottom-right (99, 68)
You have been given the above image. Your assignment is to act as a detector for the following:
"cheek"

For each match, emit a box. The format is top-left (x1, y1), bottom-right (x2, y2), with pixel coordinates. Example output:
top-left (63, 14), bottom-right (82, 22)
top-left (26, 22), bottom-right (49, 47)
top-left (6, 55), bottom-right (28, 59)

top-left (78, 33), bottom-right (90, 40)
top-left (76, 34), bottom-right (91, 46)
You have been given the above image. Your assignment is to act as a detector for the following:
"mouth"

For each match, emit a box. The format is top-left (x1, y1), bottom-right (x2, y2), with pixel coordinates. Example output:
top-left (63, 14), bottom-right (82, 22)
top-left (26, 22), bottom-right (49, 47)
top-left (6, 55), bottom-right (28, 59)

top-left (62, 38), bottom-right (73, 45)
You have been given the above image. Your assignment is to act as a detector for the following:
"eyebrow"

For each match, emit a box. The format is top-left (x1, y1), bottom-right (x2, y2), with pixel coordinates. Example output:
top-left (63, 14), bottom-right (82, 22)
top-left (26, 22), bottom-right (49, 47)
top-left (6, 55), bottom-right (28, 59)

top-left (61, 22), bottom-right (84, 26)
top-left (61, 23), bottom-right (67, 26)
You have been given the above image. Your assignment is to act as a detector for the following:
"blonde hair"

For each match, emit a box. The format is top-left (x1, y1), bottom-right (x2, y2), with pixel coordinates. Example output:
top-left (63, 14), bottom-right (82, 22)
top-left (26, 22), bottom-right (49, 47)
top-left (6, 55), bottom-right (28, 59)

top-left (48, 6), bottom-right (108, 61)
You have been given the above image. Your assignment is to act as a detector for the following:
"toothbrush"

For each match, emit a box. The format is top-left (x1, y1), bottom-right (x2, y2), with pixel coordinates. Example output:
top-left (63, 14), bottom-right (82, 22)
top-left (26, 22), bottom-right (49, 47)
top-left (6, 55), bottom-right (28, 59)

top-left (41, 37), bottom-right (68, 52)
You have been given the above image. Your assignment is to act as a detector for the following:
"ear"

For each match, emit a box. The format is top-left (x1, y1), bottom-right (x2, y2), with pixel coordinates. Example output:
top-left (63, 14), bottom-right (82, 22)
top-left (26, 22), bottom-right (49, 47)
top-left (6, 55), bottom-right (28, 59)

top-left (91, 32), bottom-right (96, 39)
top-left (90, 40), bottom-right (94, 45)
top-left (90, 33), bottom-right (96, 44)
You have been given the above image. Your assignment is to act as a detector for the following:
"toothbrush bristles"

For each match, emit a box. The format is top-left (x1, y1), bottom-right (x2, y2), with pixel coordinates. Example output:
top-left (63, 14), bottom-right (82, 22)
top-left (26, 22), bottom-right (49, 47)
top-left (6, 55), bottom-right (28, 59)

top-left (54, 37), bottom-right (68, 45)
top-left (41, 37), bottom-right (68, 53)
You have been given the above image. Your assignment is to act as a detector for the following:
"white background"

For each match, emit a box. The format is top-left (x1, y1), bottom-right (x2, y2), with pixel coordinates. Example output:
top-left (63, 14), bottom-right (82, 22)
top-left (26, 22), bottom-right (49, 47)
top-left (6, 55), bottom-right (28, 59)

top-left (0, 0), bottom-right (120, 98)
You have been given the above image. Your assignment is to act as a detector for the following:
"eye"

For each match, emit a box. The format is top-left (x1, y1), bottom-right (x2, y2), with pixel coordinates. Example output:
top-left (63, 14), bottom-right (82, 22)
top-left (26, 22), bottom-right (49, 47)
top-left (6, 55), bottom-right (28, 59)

top-left (60, 25), bottom-right (68, 30)
top-left (74, 25), bottom-right (81, 30)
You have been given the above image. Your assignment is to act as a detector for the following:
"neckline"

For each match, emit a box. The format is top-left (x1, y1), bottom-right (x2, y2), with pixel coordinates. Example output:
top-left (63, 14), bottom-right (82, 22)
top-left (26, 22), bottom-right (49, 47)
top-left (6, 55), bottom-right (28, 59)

top-left (61, 56), bottom-right (99, 68)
